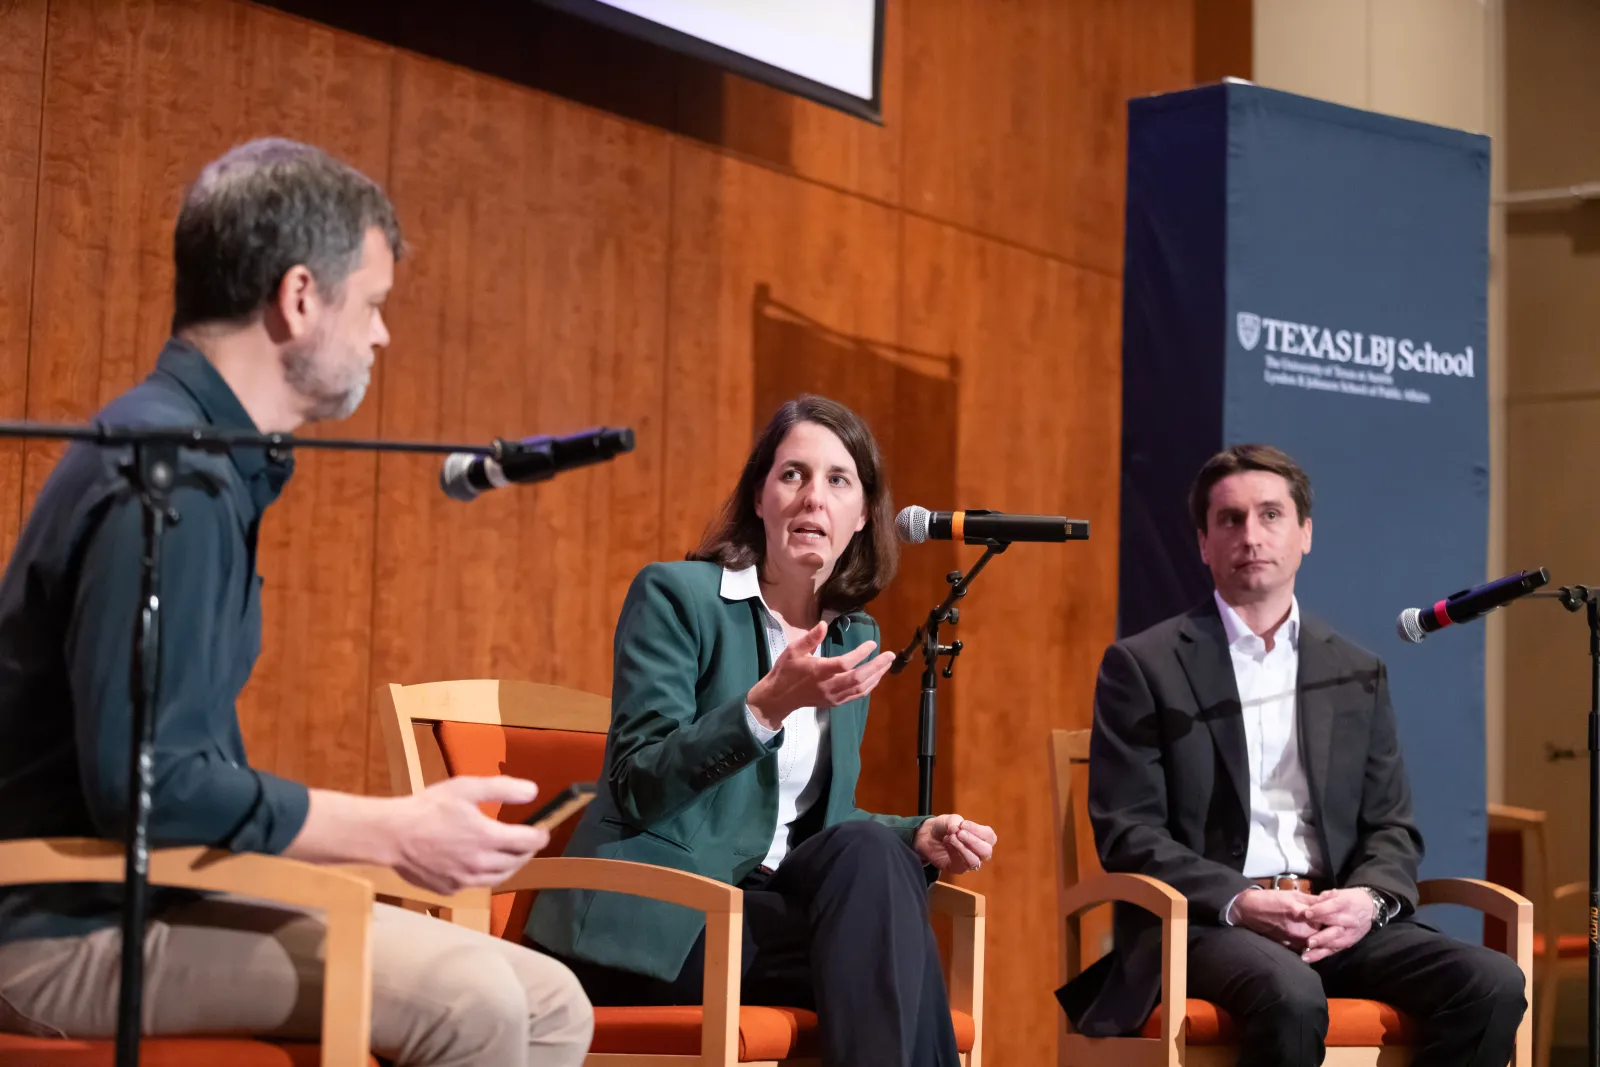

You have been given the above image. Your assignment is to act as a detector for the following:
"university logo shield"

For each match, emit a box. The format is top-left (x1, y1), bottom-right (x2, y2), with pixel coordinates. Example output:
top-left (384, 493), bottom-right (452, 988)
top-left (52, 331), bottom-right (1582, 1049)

top-left (1236, 311), bottom-right (1262, 351)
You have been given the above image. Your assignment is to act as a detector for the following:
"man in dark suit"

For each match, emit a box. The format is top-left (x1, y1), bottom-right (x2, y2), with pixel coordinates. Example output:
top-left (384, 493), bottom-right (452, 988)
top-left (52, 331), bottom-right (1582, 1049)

top-left (1057, 444), bottom-right (1525, 1065)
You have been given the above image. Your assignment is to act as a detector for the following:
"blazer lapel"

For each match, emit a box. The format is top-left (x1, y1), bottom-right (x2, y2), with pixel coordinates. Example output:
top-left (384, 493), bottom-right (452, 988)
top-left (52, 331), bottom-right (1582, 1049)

top-left (1296, 614), bottom-right (1338, 825)
top-left (1177, 602), bottom-right (1250, 823)
top-left (823, 613), bottom-right (862, 820)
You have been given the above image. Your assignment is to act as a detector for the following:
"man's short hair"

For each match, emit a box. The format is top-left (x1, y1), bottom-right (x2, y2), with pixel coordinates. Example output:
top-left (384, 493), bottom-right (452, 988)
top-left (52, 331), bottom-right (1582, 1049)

top-left (1188, 443), bottom-right (1313, 531)
top-left (171, 138), bottom-right (403, 331)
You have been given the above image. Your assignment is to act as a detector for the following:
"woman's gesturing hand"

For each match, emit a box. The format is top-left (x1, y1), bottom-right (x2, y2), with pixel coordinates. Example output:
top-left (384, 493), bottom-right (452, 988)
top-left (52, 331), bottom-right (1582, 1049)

top-left (746, 621), bottom-right (896, 730)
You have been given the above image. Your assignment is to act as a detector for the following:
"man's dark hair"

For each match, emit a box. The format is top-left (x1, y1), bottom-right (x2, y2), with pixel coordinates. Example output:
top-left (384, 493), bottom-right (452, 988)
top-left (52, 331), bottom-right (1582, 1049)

top-left (171, 138), bottom-right (403, 331)
top-left (1188, 443), bottom-right (1314, 531)
top-left (689, 395), bottom-right (897, 616)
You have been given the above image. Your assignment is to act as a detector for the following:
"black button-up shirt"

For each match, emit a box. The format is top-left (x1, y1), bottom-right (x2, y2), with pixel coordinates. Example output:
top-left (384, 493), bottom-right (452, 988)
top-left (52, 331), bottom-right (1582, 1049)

top-left (0, 339), bottom-right (309, 943)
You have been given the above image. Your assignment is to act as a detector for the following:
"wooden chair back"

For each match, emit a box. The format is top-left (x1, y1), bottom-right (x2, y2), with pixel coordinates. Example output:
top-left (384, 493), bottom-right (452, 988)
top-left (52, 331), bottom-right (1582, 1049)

top-left (1485, 804), bottom-right (1547, 949)
top-left (379, 679), bottom-right (610, 939)
top-left (1049, 728), bottom-right (1112, 978)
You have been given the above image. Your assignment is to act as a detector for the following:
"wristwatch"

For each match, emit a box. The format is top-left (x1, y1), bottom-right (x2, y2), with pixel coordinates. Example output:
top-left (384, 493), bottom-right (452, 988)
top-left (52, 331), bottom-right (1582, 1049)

top-left (1360, 886), bottom-right (1392, 928)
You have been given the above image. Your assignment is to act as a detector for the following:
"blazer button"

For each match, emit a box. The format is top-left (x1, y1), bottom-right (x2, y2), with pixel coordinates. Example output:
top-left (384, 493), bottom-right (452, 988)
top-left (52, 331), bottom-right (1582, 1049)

top-left (1230, 845), bottom-right (1244, 858)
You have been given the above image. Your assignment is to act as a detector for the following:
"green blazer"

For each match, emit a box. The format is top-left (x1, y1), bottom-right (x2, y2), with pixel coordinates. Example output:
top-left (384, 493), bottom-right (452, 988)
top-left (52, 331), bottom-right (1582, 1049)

top-left (525, 559), bottom-right (926, 981)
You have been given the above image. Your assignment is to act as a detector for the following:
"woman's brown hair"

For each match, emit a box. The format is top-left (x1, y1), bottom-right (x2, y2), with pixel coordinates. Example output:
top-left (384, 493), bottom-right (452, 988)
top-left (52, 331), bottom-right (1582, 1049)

top-left (689, 395), bottom-right (898, 615)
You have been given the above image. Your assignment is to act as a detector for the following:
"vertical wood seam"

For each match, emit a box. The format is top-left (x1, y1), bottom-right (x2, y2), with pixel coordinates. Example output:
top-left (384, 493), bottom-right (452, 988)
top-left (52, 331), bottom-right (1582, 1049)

top-left (658, 135), bottom-right (678, 563)
top-left (360, 42), bottom-right (406, 794)
top-left (18, 0), bottom-right (52, 511)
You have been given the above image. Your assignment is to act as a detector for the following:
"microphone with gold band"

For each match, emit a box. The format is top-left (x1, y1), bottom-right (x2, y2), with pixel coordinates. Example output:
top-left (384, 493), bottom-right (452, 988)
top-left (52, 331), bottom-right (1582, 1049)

top-left (894, 505), bottom-right (1089, 546)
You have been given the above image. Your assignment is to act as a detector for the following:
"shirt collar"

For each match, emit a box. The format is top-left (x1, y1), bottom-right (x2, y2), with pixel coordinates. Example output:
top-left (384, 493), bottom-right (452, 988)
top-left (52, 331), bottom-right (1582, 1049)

top-left (1214, 589), bottom-right (1300, 652)
top-left (152, 336), bottom-right (294, 511)
top-left (720, 565), bottom-right (841, 625)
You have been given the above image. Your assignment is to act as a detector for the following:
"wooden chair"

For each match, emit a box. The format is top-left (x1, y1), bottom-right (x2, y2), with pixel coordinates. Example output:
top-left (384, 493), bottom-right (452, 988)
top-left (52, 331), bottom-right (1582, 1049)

top-left (1049, 728), bottom-right (1533, 1067)
top-left (0, 839), bottom-right (494, 1066)
top-left (1487, 803), bottom-right (1581, 1067)
top-left (378, 678), bottom-right (986, 1066)
top-left (0, 838), bottom-right (375, 1066)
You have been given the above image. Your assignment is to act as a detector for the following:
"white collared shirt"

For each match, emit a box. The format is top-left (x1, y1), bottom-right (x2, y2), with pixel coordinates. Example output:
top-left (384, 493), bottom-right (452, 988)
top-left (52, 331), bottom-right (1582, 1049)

top-left (1214, 591), bottom-right (1325, 880)
top-left (721, 566), bottom-right (833, 869)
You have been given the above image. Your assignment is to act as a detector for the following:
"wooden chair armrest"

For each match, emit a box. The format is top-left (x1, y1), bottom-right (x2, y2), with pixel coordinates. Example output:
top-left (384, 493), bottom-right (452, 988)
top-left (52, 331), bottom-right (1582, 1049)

top-left (495, 856), bottom-right (741, 914)
top-left (0, 837), bottom-right (376, 909)
top-left (1487, 803), bottom-right (1547, 830)
top-left (929, 881), bottom-right (986, 1065)
top-left (929, 880), bottom-right (985, 918)
top-left (1554, 880), bottom-right (1586, 901)
top-left (334, 865), bottom-right (495, 931)
top-left (1058, 873), bottom-right (1187, 1056)
top-left (493, 856), bottom-right (742, 1064)
top-left (1419, 875), bottom-right (1532, 1067)
top-left (1418, 877), bottom-right (1531, 926)
top-left (0, 838), bottom-right (373, 1067)
top-left (336, 864), bottom-right (492, 911)
top-left (1060, 872), bottom-right (1188, 921)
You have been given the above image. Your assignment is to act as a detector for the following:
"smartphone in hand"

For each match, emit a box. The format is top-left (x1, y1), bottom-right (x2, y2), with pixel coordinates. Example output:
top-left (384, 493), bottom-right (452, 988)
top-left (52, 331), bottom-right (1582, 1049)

top-left (524, 782), bottom-right (596, 831)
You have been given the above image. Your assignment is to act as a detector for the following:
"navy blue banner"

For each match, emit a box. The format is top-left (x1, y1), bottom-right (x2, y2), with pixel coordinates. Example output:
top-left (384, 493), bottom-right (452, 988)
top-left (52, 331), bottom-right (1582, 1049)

top-left (1119, 83), bottom-right (1490, 937)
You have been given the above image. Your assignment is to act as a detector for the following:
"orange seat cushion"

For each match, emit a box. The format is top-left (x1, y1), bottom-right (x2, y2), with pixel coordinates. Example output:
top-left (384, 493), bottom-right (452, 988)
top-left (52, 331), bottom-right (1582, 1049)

top-left (1141, 998), bottom-right (1415, 1045)
top-left (590, 1005), bottom-right (976, 1059)
top-left (0, 1036), bottom-right (378, 1066)
top-left (434, 721), bottom-right (607, 940)
top-left (1534, 933), bottom-right (1588, 959)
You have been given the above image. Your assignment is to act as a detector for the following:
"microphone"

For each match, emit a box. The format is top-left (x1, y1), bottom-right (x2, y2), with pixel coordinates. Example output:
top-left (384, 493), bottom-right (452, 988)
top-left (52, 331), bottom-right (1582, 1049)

top-left (440, 427), bottom-right (635, 501)
top-left (894, 505), bottom-right (1089, 545)
top-left (1396, 566), bottom-right (1550, 643)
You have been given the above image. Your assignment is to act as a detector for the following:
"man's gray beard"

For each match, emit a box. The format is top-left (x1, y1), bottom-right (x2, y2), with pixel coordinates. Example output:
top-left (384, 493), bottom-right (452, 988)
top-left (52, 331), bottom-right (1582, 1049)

top-left (284, 342), bottom-right (369, 423)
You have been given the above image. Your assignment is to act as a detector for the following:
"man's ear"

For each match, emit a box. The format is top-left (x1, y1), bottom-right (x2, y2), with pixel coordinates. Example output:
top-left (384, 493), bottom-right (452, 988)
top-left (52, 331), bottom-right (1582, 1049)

top-left (267, 265), bottom-right (318, 342)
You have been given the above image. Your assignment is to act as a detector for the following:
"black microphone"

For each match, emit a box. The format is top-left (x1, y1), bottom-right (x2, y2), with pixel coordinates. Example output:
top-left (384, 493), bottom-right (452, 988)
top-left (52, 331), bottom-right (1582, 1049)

top-left (894, 505), bottom-right (1089, 545)
top-left (439, 427), bottom-right (635, 501)
top-left (1396, 566), bottom-right (1550, 643)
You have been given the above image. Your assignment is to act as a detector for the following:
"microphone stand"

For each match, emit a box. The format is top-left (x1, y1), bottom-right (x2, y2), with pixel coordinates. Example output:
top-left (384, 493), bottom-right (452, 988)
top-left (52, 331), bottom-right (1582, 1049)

top-left (890, 540), bottom-right (1008, 816)
top-left (1530, 583), bottom-right (1600, 1067)
top-left (0, 419), bottom-right (511, 1067)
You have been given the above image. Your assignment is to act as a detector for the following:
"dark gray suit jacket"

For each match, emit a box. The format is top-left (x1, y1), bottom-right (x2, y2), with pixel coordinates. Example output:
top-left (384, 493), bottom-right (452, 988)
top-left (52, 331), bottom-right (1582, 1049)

top-left (1055, 597), bottom-right (1424, 1036)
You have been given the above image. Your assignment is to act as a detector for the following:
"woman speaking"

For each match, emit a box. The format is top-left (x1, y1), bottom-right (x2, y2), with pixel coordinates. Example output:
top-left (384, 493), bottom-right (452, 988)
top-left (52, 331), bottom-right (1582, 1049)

top-left (527, 395), bottom-right (997, 1067)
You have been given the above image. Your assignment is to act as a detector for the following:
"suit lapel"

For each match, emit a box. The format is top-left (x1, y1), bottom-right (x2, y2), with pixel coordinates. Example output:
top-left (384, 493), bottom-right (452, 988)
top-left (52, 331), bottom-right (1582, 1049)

top-left (823, 614), bottom-right (860, 821)
top-left (1296, 614), bottom-right (1338, 824)
top-left (1177, 603), bottom-right (1250, 822)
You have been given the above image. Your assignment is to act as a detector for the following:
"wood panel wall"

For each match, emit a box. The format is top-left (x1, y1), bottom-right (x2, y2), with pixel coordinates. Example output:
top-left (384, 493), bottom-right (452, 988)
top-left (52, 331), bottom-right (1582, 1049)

top-left (0, 1), bottom-right (1194, 1062)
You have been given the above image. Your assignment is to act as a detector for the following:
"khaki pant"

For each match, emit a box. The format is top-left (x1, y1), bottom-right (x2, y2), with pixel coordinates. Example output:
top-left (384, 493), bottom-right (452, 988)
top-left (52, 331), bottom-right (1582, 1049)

top-left (0, 895), bottom-right (593, 1067)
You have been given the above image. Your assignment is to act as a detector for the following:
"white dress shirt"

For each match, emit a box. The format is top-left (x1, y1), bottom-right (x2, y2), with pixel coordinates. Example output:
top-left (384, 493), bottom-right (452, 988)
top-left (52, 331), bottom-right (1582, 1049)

top-left (722, 565), bottom-right (833, 870)
top-left (1215, 590), bottom-right (1325, 881)
top-left (1214, 593), bottom-right (1397, 927)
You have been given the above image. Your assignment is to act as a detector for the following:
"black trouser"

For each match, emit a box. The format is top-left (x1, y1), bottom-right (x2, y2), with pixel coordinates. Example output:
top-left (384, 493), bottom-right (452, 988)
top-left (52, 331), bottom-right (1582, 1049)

top-left (1188, 919), bottom-right (1527, 1066)
top-left (534, 821), bottom-right (961, 1067)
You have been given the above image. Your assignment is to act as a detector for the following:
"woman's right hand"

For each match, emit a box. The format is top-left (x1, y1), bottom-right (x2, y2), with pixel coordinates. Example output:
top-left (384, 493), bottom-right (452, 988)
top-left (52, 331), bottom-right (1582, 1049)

top-left (746, 621), bottom-right (896, 730)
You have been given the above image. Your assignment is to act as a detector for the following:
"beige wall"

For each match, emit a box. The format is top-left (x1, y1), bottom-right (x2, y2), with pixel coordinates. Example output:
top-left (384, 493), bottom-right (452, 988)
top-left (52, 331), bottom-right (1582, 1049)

top-left (1252, 0), bottom-right (1509, 804)
top-left (1255, 0), bottom-right (1498, 132)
